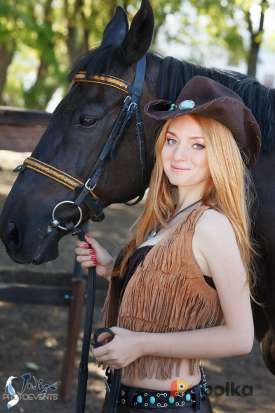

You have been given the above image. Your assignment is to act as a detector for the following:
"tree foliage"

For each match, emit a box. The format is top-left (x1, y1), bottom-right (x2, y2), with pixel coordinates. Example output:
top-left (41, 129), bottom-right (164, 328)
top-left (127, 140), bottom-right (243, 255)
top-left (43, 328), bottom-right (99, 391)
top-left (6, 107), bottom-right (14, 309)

top-left (186, 0), bottom-right (274, 76)
top-left (0, 0), bottom-right (183, 109)
top-left (0, 0), bottom-right (274, 109)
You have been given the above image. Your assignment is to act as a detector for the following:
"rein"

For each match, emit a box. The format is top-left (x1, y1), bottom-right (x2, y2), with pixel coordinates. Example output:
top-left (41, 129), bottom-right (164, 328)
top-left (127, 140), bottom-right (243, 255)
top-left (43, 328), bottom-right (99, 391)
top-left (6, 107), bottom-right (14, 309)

top-left (14, 57), bottom-right (148, 413)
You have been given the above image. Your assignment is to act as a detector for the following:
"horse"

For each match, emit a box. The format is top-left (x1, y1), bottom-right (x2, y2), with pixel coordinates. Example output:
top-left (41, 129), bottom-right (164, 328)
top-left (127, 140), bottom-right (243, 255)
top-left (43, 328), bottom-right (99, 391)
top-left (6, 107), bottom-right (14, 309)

top-left (0, 0), bottom-right (275, 377)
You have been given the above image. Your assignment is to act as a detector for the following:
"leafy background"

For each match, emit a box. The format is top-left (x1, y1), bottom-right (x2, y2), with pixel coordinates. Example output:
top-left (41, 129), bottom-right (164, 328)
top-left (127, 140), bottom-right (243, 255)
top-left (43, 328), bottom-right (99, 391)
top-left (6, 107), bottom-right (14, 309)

top-left (0, 0), bottom-right (274, 108)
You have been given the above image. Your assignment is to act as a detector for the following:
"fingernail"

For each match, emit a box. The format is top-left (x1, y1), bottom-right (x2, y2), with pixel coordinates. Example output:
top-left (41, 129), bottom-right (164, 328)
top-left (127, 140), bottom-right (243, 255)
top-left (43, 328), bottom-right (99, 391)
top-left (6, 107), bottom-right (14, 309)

top-left (89, 250), bottom-right (95, 254)
top-left (94, 261), bottom-right (98, 264)
top-left (85, 234), bottom-right (90, 238)
top-left (90, 255), bottom-right (96, 259)
top-left (84, 243), bottom-right (89, 248)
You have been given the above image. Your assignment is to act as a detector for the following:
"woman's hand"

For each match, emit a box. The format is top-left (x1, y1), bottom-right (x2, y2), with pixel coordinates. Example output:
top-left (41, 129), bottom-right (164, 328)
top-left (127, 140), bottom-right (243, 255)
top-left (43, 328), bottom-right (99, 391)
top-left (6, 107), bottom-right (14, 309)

top-left (91, 327), bottom-right (144, 370)
top-left (75, 234), bottom-right (114, 281)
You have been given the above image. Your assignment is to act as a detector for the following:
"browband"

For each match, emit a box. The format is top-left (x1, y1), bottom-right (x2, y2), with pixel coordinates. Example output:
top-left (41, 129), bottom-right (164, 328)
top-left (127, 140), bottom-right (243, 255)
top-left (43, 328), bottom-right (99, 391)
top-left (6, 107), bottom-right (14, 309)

top-left (74, 72), bottom-right (131, 94)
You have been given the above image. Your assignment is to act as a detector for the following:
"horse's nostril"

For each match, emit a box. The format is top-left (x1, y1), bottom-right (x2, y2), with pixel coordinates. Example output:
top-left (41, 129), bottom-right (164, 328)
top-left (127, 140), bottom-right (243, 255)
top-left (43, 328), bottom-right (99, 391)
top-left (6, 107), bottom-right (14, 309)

top-left (5, 222), bottom-right (20, 250)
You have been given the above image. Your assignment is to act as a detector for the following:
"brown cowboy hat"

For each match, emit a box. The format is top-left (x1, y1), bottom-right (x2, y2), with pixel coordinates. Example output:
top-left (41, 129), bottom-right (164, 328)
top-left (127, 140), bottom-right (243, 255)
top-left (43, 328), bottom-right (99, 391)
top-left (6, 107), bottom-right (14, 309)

top-left (144, 76), bottom-right (261, 169)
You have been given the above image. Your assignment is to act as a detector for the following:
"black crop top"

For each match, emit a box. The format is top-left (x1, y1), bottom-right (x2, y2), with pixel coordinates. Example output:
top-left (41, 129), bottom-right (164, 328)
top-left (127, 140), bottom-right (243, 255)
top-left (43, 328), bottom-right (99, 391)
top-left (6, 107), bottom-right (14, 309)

top-left (117, 245), bottom-right (216, 305)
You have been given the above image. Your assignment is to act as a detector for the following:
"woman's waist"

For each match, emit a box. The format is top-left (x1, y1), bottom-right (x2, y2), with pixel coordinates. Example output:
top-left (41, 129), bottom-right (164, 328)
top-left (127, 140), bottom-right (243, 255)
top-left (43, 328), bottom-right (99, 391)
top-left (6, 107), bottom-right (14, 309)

top-left (120, 374), bottom-right (201, 392)
top-left (120, 358), bottom-right (202, 391)
top-left (106, 363), bottom-right (208, 410)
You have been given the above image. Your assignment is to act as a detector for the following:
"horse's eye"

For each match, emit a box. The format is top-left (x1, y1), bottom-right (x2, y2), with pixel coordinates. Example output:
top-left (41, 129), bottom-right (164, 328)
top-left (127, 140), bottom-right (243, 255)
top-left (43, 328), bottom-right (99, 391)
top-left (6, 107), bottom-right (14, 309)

top-left (79, 116), bottom-right (97, 127)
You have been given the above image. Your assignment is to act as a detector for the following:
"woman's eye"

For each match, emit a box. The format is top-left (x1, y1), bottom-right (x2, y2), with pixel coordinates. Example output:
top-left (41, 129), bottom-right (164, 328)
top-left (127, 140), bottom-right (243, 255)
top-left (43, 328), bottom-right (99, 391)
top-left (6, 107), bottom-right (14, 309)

top-left (167, 138), bottom-right (177, 145)
top-left (79, 117), bottom-right (97, 128)
top-left (193, 143), bottom-right (205, 149)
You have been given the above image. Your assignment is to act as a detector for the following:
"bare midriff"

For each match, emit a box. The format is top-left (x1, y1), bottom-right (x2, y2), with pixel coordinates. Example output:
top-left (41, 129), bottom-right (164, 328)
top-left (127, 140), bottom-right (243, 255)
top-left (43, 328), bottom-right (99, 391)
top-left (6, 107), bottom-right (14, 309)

top-left (119, 359), bottom-right (202, 390)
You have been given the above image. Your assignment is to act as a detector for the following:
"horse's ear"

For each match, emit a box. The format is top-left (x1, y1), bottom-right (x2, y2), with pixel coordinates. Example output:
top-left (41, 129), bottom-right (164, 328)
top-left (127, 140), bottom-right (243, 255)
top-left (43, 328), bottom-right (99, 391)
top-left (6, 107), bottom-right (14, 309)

top-left (101, 6), bottom-right (129, 47)
top-left (117, 0), bottom-right (154, 66)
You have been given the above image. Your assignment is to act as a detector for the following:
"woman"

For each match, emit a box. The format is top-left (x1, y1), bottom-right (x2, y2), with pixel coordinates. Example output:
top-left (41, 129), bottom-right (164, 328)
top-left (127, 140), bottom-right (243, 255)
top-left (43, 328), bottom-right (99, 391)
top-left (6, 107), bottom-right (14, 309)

top-left (75, 76), bottom-right (262, 412)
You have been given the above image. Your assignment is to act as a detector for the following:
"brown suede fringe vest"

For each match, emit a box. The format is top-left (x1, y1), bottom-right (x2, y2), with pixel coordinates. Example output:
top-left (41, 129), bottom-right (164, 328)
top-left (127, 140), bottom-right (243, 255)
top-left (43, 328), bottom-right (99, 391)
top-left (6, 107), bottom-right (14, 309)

top-left (102, 202), bottom-right (225, 380)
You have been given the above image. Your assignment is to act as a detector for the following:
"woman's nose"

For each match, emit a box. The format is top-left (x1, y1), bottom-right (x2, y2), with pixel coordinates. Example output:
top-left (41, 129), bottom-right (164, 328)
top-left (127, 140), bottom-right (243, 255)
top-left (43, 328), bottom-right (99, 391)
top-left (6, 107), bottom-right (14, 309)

top-left (172, 144), bottom-right (188, 161)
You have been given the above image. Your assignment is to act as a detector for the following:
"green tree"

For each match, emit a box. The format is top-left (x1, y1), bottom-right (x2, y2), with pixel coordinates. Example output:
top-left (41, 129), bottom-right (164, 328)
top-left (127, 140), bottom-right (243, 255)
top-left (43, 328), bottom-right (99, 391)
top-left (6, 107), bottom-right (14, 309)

top-left (23, 0), bottom-right (64, 109)
top-left (1, 0), bottom-right (274, 109)
top-left (187, 0), bottom-right (274, 77)
top-left (244, 0), bottom-right (270, 77)
top-left (0, 0), bottom-right (23, 104)
top-left (0, 0), bottom-right (65, 109)
top-left (0, 0), bottom-right (184, 109)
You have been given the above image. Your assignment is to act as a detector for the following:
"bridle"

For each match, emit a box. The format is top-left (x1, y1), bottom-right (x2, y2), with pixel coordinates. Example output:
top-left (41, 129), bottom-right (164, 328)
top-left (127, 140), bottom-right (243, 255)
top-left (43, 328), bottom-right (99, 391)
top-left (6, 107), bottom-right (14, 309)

top-left (14, 56), bottom-right (148, 231)
top-left (13, 56), bottom-right (148, 413)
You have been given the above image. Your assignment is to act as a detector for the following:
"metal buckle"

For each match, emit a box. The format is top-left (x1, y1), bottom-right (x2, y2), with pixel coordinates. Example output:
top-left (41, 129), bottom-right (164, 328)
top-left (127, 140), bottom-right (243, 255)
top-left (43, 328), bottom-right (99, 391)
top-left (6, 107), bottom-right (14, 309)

top-left (84, 179), bottom-right (96, 191)
top-left (128, 102), bottom-right (138, 111)
top-left (124, 95), bottom-right (131, 103)
top-left (51, 201), bottom-right (83, 231)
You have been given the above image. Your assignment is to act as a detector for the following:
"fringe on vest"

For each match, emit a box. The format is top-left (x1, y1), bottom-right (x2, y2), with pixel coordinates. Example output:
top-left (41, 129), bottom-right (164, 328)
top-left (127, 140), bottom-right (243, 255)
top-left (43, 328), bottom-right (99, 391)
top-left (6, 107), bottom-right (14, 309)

top-left (101, 203), bottom-right (224, 379)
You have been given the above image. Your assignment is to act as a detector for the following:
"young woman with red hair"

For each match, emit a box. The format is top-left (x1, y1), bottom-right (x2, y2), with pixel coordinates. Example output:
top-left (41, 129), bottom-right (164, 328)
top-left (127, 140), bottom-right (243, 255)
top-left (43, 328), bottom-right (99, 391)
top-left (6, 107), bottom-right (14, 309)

top-left (75, 76), bottom-right (262, 412)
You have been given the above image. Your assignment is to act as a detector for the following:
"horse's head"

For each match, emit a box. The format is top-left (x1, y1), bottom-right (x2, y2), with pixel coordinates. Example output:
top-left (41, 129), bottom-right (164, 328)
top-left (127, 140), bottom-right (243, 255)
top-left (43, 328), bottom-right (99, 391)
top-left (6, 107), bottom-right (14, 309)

top-left (0, 0), bottom-right (160, 264)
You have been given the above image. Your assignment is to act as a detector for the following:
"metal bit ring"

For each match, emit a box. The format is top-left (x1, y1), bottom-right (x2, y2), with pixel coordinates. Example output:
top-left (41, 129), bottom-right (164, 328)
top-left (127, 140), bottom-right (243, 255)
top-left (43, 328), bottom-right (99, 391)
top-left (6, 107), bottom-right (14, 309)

top-left (52, 201), bottom-right (82, 231)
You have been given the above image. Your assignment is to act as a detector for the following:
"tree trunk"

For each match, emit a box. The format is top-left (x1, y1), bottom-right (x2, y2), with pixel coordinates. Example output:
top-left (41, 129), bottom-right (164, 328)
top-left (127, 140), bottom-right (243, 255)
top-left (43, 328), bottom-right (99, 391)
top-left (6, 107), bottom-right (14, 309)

top-left (0, 43), bottom-right (15, 105)
top-left (247, 37), bottom-right (260, 78)
top-left (79, 0), bottom-right (91, 57)
top-left (67, 26), bottom-right (78, 68)
top-left (65, 0), bottom-right (83, 68)
top-left (245, 0), bottom-right (267, 78)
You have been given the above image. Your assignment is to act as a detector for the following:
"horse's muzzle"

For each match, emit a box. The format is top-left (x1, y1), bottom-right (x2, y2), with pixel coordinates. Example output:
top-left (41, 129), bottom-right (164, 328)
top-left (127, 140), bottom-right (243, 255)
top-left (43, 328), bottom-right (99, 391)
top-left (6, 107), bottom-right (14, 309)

top-left (0, 217), bottom-right (61, 264)
top-left (3, 221), bottom-right (20, 252)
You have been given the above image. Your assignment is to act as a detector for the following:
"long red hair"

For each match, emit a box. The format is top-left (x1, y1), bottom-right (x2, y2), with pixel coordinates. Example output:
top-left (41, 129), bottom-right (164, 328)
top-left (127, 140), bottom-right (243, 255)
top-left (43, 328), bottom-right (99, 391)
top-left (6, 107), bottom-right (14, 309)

top-left (112, 115), bottom-right (263, 307)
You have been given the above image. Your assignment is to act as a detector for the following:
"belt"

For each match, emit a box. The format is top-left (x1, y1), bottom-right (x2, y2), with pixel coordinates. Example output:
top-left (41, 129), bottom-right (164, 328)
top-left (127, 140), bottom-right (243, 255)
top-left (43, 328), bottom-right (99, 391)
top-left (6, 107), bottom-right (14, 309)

top-left (104, 366), bottom-right (208, 412)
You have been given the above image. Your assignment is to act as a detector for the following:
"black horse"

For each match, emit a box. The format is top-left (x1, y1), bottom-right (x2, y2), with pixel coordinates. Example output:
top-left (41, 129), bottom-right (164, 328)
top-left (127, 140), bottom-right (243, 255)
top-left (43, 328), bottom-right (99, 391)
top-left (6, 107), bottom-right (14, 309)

top-left (0, 0), bottom-right (275, 377)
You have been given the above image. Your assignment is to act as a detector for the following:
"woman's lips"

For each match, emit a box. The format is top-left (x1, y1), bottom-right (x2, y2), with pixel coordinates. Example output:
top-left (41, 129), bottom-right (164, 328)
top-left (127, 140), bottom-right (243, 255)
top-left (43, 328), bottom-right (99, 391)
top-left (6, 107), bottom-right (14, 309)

top-left (171, 165), bottom-right (190, 171)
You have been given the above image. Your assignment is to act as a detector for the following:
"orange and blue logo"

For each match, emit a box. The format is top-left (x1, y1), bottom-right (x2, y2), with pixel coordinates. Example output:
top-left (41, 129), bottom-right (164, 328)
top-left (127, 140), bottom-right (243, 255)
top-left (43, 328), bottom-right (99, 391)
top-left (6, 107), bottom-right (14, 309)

top-left (170, 380), bottom-right (193, 398)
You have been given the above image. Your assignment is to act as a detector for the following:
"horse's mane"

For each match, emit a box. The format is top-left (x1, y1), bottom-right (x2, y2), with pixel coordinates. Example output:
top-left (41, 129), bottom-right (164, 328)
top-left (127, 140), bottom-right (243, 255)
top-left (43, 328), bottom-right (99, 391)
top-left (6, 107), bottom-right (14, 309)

top-left (67, 44), bottom-right (123, 83)
top-left (156, 56), bottom-right (275, 154)
top-left (68, 45), bottom-right (275, 153)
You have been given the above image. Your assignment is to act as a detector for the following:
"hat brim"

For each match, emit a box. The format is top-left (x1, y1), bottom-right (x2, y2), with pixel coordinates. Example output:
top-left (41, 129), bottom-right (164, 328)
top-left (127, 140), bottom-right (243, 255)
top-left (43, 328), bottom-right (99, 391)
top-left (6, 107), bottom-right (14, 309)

top-left (144, 97), bottom-right (261, 169)
top-left (144, 98), bottom-right (232, 120)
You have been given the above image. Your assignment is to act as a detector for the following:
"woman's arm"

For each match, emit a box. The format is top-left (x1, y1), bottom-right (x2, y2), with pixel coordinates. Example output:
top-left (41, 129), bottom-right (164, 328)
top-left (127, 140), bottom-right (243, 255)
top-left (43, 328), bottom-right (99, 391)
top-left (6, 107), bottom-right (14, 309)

top-left (92, 210), bottom-right (254, 369)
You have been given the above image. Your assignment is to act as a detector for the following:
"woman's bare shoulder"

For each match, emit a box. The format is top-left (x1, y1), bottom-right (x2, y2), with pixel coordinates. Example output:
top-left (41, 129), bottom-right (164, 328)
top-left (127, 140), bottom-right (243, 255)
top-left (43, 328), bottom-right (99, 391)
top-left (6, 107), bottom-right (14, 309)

top-left (195, 208), bottom-right (236, 243)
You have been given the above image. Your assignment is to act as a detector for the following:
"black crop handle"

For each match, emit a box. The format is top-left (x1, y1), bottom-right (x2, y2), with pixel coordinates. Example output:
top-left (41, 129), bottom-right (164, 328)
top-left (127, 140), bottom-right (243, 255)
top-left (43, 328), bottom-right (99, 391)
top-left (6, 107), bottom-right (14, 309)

top-left (92, 328), bottom-right (116, 348)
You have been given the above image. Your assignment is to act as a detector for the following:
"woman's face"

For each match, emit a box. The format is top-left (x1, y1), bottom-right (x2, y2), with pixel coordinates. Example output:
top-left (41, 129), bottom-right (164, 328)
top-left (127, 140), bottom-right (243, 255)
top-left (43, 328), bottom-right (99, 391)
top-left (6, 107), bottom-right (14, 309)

top-left (161, 115), bottom-right (211, 189)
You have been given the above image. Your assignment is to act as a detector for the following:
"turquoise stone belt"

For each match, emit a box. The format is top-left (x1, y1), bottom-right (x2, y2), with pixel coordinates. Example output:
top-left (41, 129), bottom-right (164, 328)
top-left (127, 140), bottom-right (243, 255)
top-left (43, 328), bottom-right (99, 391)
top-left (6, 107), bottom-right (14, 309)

top-left (115, 366), bottom-right (208, 411)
